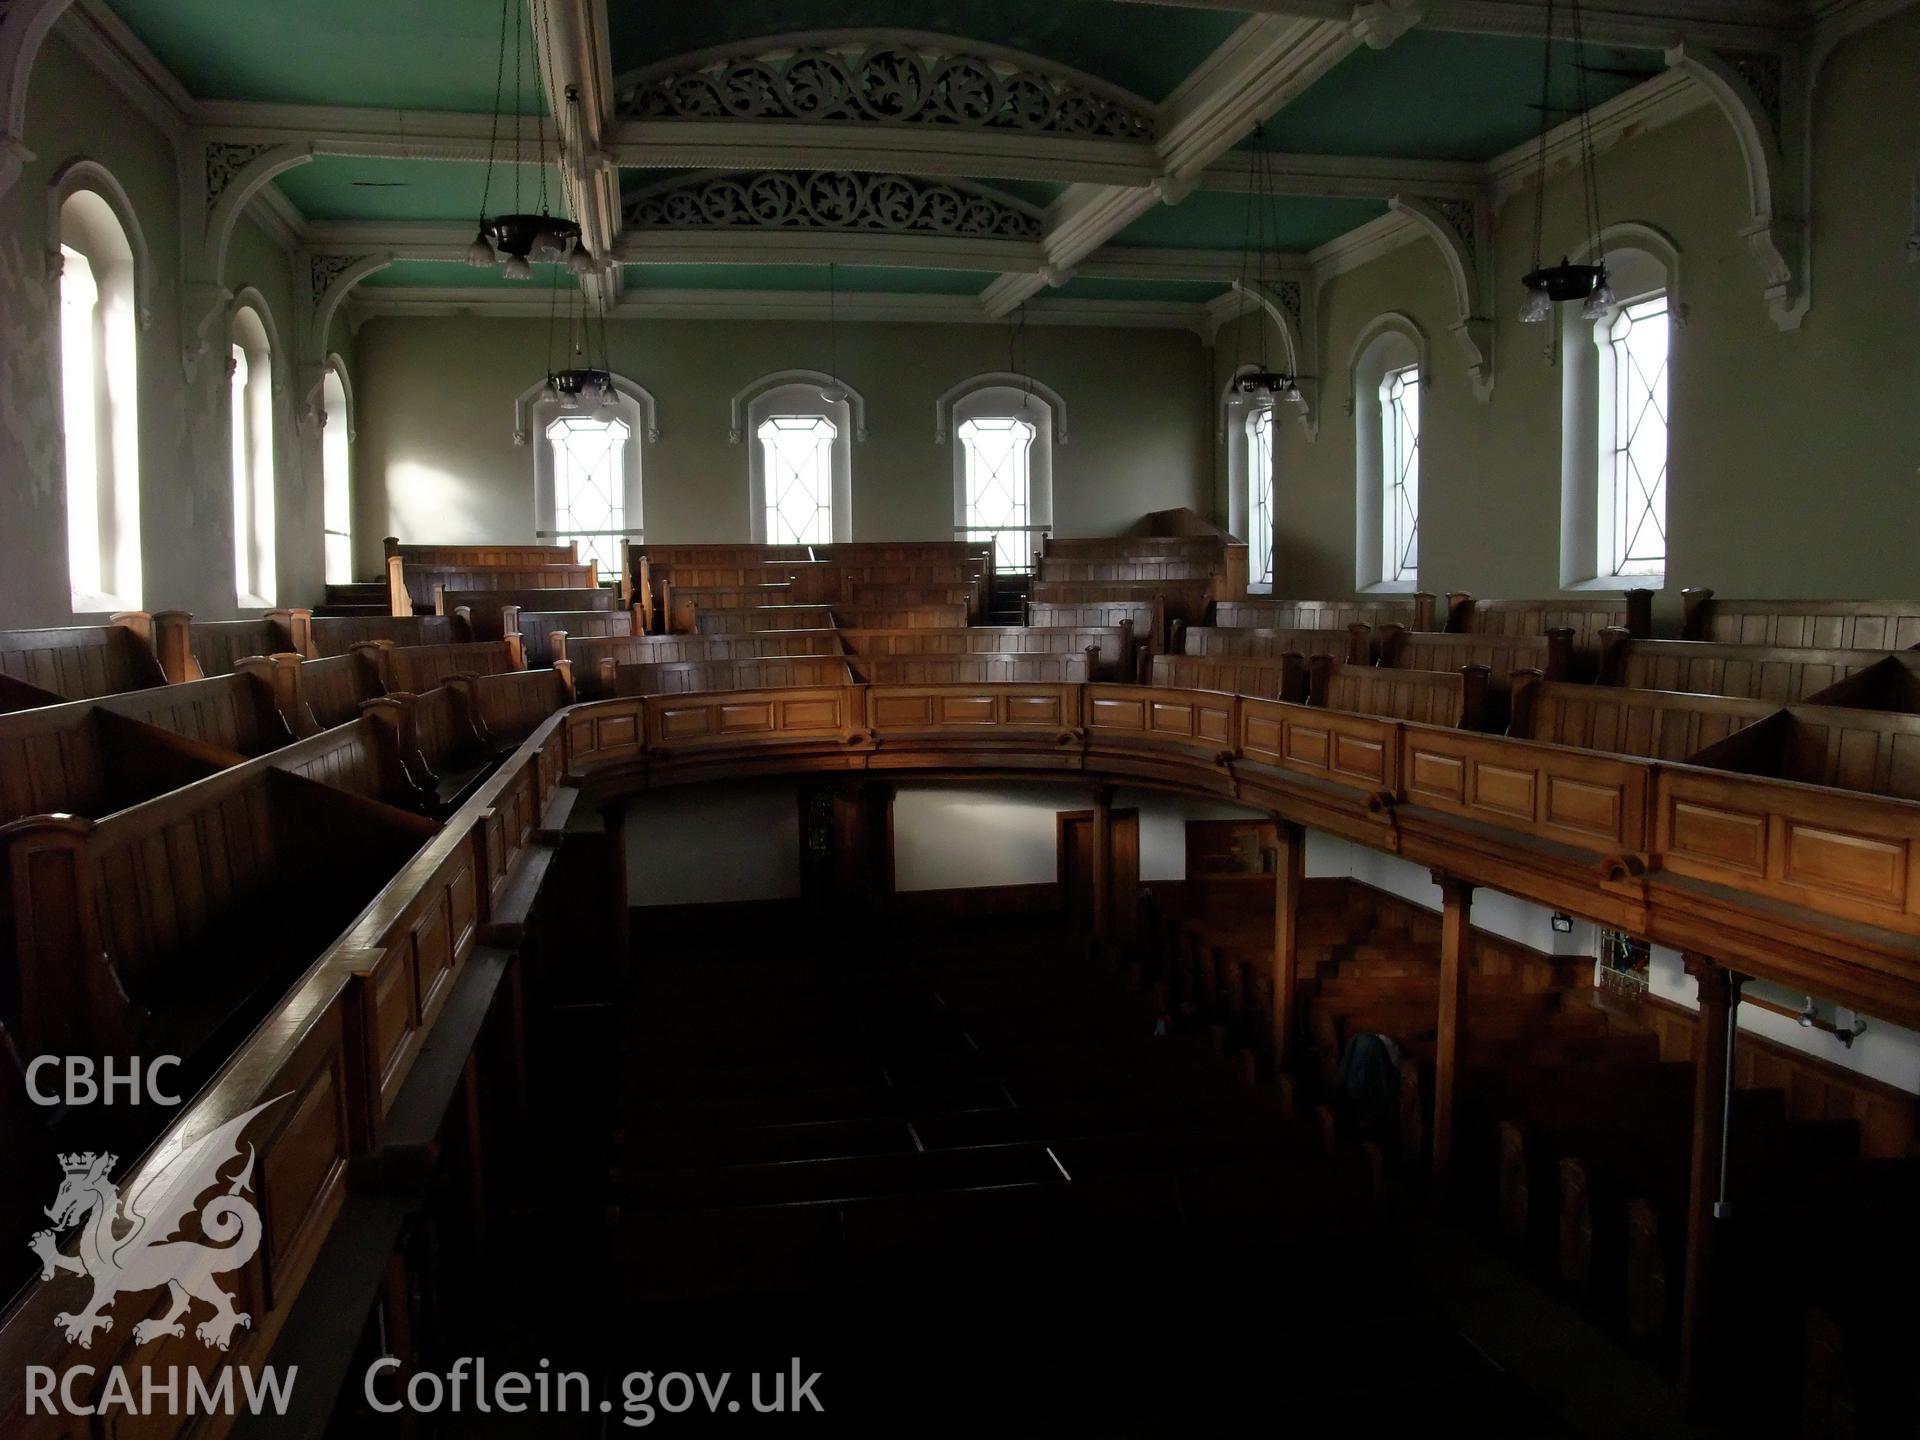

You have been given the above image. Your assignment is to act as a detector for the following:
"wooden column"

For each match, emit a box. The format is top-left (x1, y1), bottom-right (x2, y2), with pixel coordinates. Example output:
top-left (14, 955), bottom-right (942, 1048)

top-left (1430, 872), bottom-right (1474, 1203)
top-left (1270, 820), bottom-right (1305, 1073)
top-left (1680, 955), bottom-right (1744, 1409)
top-left (1089, 785), bottom-right (1114, 945)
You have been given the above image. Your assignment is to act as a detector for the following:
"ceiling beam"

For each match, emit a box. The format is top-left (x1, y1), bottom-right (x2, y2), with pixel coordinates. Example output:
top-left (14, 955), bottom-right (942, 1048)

top-left (985, 14), bottom-right (1362, 316)
top-left (1107, 0), bottom-right (1801, 50)
top-left (531, 0), bottom-right (622, 298)
top-left (1076, 245), bottom-right (1307, 283)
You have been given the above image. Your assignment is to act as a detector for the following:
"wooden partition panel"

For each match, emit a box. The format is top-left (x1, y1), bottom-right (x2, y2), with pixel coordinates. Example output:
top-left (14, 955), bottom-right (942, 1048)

top-left (440, 587), bottom-right (613, 638)
top-left (667, 583), bottom-right (798, 633)
top-left (831, 604), bottom-right (968, 630)
top-left (513, 607), bottom-right (634, 667)
top-left (1681, 590), bottom-right (1920, 649)
top-left (855, 653), bottom-right (1089, 685)
top-left (1029, 600), bottom-right (1164, 654)
top-left (1179, 624), bottom-right (1365, 663)
top-left (0, 615), bottom-right (165, 701)
top-left (386, 539), bottom-right (577, 567)
top-left (612, 656), bottom-right (855, 696)
top-left (1030, 579), bottom-right (1211, 632)
top-left (1151, 653), bottom-right (1299, 701)
top-left (694, 605), bottom-right (836, 635)
top-left (839, 625), bottom-right (1131, 678)
top-left (1214, 595), bottom-right (1436, 633)
top-left (1511, 677), bottom-right (1779, 760)
top-left (1084, 683), bottom-right (1236, 763)
top-left (371, 640), bottom-right (525, 695)
top-left (182, 611), bottom-right (310, 679)
top-left (642, 685), bottom-right (857, 754)
top-left (1313, 660), bottom-right (1474, 729)
top-left (1401, 727), bottom-right (1653, 858)
top-left (1600, 636), bottom-right (1902, 704)
top-left (1445, 591), bottom-right (1652, 645)
top-left (864, 682), bottom-right (1082, 740)
top-left (1038, 558), bottom-right (1216, 582)
top-left (308, 614), bottom-right (458, 656)
top-left (1239, 697), bottom-right (1399, 795)
top-left (1380, 627), bottom-right (1571, 685)
top-left (394, 561), bottom-right (596, 613)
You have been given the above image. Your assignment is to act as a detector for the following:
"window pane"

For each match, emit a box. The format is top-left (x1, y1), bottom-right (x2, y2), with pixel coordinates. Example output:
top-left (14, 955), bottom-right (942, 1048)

top-left (61, 245), bottom-right (102, 605)
top-left (230, 344), bottom-right (250, 601)
top-left (1246, 407), bottom-right (1274, 585)
top-left (757, 414), bottom-right (836, 546)
top-left (1609, 294), bottom-right (1668, 576)
top-left (1382, 366), bottom-right (1419, 583)
top-left (322, 370), bottom-right (352, 583)
top-left (959, 415), bottom-right (1034, 574)
top-left (546, 414), bottom-right (630, 577)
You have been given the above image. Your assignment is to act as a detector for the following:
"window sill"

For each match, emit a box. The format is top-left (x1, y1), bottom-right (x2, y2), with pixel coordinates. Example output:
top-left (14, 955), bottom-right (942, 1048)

top-left (1360, 580), bottom-right (1419, 595)
top-left (1564, 574), bottom-right (1666, 593)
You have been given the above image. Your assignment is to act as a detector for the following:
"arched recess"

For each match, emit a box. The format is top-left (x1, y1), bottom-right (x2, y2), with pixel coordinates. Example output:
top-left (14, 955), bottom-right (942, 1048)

top-left (1540, 221), bottom-right (1687, 364)
top-left (46, 159), bottom-right (153, 329)
top-left (730, 369), bottom-right (867, 444)
top-left (1387, 194), bottom-right (1492, 403)
top-left (1344, 312), bottom-right (1428, 416)
top-left (514, 373), bottom-right (660, 446)
top-left (324, 352), bottom-right (357, 441)
top-left (935, 372), bottom-right (1068, 446)
top-left (1664, 42), bottom-right (1804, 329)
top-left (300, 252), bottom-right (391, 429)
top-left (0, 0), bottom-right (78, 202)
top-left (227, 290), bottom-right (284, 608)
top-left (183, 141), bottom-right (314, 377)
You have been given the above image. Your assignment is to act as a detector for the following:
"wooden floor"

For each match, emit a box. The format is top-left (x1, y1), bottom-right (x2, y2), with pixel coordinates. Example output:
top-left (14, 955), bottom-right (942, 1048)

top-left (320, 911), bottom-right (1722, 1437)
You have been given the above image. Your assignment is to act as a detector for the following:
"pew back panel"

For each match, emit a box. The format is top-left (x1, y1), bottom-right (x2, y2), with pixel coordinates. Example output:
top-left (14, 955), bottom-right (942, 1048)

top-left (1179, 625), bottom-right (1364, 664)
top-left (1314, 661), bottom-right (1474, 729)
top-left (1600, 637), bottom-right (1907, 706)
top-left (308, 614), bottom-right (458, 656)
top-left (1214, 596), bottom-right (1436, 633)
top-left (1682, 591), bottom-right (1920, 650)
top-left (1029, 579), bottom-right (1211, 633)
top-left (853, 654), bottom-right (1090, 685)
top-left (611, 657), bottom-right (857, 696)
top-left (1150, 654), bottom-right (1299, 701)
top-left (1510, 678), bottom-right (1779, 761)
top-left (0, 617), bottom-right (165, 703)
top-left (1029, 600), bottom-right (1165, 654)
top-left (694, 605), bottom-right (836, 635)
top-left (830, 604), bottom-right (969, 630)
top-left (513, 607), bottom-right (634, 667)
top-left (373, 641), bottom-right (524, 695)
top-left (1445, 592), bottom-right (1652, 648)
top-left (837, 626), bottom-right (1132, 679)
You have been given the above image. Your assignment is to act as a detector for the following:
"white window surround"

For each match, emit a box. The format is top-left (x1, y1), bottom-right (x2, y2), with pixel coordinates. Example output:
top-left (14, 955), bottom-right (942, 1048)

top-left (228, 296), bottom-right (279, 609)
top-left (1220, 364), bottom-right (1277, 594)
top-left (516, 374), bottom-right (652, 569)
top-left (1556, 224), bottom-right (1683, 591)
top-left (940, 377), bottom-right (1059, 571)
top-left (736, 373), bottom-right (860, 544)
top-left (1349, 315), bottom-right (1427, 593)
top-left (55, 179), bottom-right (145, 615)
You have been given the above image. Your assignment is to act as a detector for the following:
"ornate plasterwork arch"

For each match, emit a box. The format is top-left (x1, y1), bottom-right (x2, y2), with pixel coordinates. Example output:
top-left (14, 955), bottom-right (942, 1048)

top-left (614, 30), bottom-right (1157, 139)
top-left (934, 372), bottom-right (1068, 445)
top-left (46, 157), bottom-right (154, 328)
top-left (182, 139), bottom-right (315, 379)
top-left (1388, 193), bottom-right (1493, 403)
top-left (323, 353), bottom-right (356, 441)
top-left (730, 369), bottom-right (868, 443)
top-left (1344, 312), bottom-right (1429, 416)
top-left (0, 0), bottom-right (78, 202)
top-left (514, 373), bottom-right (661, 446)
top-left (228, 285), bottom-right (287, 390)
top-left (298, 253), bottom-right (391, 428)
top-left (624, 169), bottom-right (1042, 239)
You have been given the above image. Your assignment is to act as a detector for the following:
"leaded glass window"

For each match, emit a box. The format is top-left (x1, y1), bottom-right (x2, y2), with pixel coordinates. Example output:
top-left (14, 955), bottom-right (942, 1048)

top-left (1607, 294), bottom-right (1669, 577)
top-left (545, 413), bottom-right (630, 577)
top-left (1247, 406), bottom-right (1274, 586)
top-left (1381, 365), bottom-right (1419, 585)
top-left (757, 414), bottom-right (837, 546)
top-left (959, 416), bottom-right (1034, 574)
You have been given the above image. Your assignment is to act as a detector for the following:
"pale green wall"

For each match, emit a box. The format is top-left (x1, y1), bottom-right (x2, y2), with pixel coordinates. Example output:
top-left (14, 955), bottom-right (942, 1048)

top-left (349, 313), bottom-right (1212, 575)
top-left (0, 29), bottom-right (340, 628)
top-left (1217, 7), bottom-right (1920, 613)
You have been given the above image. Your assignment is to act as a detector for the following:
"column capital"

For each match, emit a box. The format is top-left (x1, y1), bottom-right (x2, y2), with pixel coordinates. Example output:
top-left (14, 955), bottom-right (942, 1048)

top-left (1683, 954), bottom-right (1750, 1005)
top-left (1429, 869), bottom-right (1475, 904)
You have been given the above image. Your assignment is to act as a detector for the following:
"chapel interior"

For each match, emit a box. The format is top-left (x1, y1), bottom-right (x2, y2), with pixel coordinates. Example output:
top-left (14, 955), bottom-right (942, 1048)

top-left (2, 1), bottom-right (1919, 1435)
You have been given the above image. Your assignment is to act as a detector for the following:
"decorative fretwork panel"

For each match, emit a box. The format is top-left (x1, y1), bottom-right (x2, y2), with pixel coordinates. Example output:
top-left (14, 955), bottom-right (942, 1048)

top-left (625, 170), bottom-right (1041, 239)
top-left (617, 40), bottom-right (1155, 139)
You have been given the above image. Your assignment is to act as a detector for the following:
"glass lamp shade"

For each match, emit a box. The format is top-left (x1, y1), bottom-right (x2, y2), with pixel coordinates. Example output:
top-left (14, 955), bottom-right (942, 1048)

top-left (1520, 259), bottom-right (1604, 322)
top-left (1231, 370), bottom-right (1297, 400)
top-left (819, 382), bottom-right (850, 405)
top-left (567, 244), bottom-right (595, 277)
top-left (1520, 284), bottom-right (1553, 324)
top-left (502, 253), bottom-right (534, 281)
top-left (1580, 274), bottom-right (1618, 320)
top-left (465, 231), bottom-right (495, 267)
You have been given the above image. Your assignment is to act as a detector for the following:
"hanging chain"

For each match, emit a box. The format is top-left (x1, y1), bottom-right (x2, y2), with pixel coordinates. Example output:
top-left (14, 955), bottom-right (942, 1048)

top-left (476, 0), bottom-right (510, 225)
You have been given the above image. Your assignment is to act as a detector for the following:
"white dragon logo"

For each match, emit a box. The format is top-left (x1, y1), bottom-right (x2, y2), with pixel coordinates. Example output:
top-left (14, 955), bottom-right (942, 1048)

top-left (27, 1096), bottom-right (284, 1351)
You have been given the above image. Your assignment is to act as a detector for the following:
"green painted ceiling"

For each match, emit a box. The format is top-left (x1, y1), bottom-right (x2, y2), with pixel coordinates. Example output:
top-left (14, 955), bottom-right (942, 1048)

top-left (1110, 194), bottom-right (1388, 254)
top-left (1244, 33), bottom-right (1664, 163)
top-left (605, 1), bottom-right (1245, 103)
top-left (104, 0), bottom-right (548, 110)
top-left (622, 265), bottom-right (997, 295)
top-left (276, 157), bottom-right (563, 225)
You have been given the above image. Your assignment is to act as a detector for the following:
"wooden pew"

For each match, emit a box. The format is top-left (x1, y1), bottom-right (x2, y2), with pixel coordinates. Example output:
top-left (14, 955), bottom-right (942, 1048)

top-left (385, 537), bottom-right (577, 567)
top-left (1037, 558), bottom-right (1216, 583)
top-left (307, 613), bottom-right (460, 656)
top-left (465, 666), bottom-right (576, 747)
top-left (1596, 632), bottom-right (1920, 708)
top-left (387, 559), bottom-right (597, 616)
top-left (506, 606), bottom-right (635, 668)
top-left (1308, 655), bottom-right (1486, 729)
top-left (1509, 674), bottom-right (1780, 760)
top-left (1029, 599), bottom-right (1164, 660)
top-left (1150, 654), bottom-right (1302, 701)
top-left (1214, 595), bottom-right (1438, 633)
top-left (0, 700), bottom-right (242, 829)
top-left (355, 639), bottom-right (525, 696)
top-left (2, 762), bottom-right (435, 1067)
top-left (831, 604), bottom-right (969, 630)
top-left (852, 654), bottom-right (1091, 685)
top-left (696, 605), bottom-right (836, 635)
top-left (845, 581), bottom-right (983, 622)
top-left (1042, 535), bottom-right (1226, 564)
top-left (1445, 590), bottom-right (1653, 643)
top-left (88, 664), bottom-right (294, 757)
top-left (1685, 704), bottom-right (1920, 802)
top-left (1378, 627), bottom-right (1570, 726)
top-left (153, 608), bottom-right (313, 680)
top-left (0, 613), bottom-right (166, 709)
top-left (609, 657), bottom-right (856, 696)
top-left (1030, 579), bottom-right (1211, 638)
top-left (1175, 623), bottom-right (1368, 665)
top-left (1681, 588), bottom-right (1920, 650)
top-left (665, 582), bottom-right (797, 634)
top-left (838, 625), bottom-right (1134, 680)
top-left (362, 685), bottom-right (503, 817)
top-left (439, 587), bottom-right (615, 640)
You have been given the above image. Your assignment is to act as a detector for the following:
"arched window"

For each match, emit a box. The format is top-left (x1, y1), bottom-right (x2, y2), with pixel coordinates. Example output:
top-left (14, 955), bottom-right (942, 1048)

top-left (57, 189), bottom-right (141, 612)
top-left (739, 376), bottom-right (857, 545)
top-left (942, 378), bottom-right (1060, 574)
top-left (1558, 229), bottom-right (1677, 587)
top-left (229, 304), bottom-right (276, 607)
top-left (1350, 318), bottom-right (1425, 592)
top-left (321, 363), bottom-right (352, 584)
